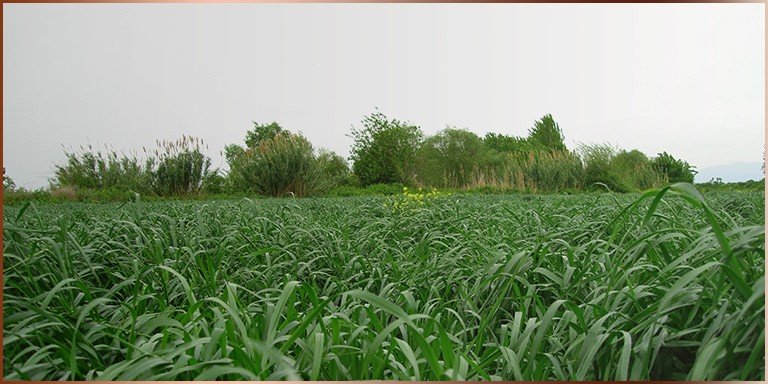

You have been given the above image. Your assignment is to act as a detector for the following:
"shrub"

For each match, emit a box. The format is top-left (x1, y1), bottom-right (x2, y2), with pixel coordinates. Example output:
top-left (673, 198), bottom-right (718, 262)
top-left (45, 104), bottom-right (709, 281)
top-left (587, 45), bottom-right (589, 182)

top-left (696, 178), bottom-right (766, 192)
top-left (3, 167), bottom-right (16, 192)
top-left (577, 143), bottom-right (621, 191)
top-left (2, 188), bottom-right (51, 204)
top-left (49, 186), bottom-right (77, 201)
top-left (483, 133), bottom-right (535, 154)
top-left (505, 149), bottom-right (583, 192)
top-left (202, 171), bottom-right (226, 195)
top-left (245, 121), bottom-right (283, 148)
top-left (417, 127), bottom-right (487, 188)
top-left (52, 144), bottom-right (152, 193)
top-left (239, 131), bottom-right (324, 197)
top-left (349, 110), bottom-right (423, 187)
top-left (149, 136), bottom-right (213, 196)
top-left (652, 151), bottom-right (697, 183)
top-left (608, 149), bottom-right (665, 191)
top-left (317, 149), bottom-right (353, 188)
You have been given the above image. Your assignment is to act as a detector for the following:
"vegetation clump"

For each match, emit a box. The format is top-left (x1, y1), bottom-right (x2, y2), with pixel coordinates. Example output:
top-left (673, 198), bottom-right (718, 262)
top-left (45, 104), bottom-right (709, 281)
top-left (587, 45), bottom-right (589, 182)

top-left (50, 136), bottom-right (216, 198)
top-left (224, 122), bottom-right (348, 197)
top-left (3, 110), bottom-right (735, 202)
top-left (349, 110), bottom-right (424, 187)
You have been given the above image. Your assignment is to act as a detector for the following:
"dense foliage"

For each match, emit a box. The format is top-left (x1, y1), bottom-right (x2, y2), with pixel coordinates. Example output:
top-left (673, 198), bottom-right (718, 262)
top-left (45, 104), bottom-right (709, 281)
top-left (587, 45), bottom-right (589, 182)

top-left (12, 111), bottom-right (738, 202)
top-left (349, 110), bottom-right (424, 187)
top-left (53, 144), bottom-right (151, 193)
top-left (316, 149), bottom-right (354, 187)
top-left (148, 136), bottom-right (213, 196)
top-left (224, 123), bottom-right (346, 196)
top-left (527, 114), bottom-right (567, 151)
top-left (245, 131), bottom-right (324, 197)
top-left (3, 167), bottom-right (16, 192)
top-left (652, 151), bottom-right (697, 183)
top-left (417, 127), bottom-right (487, 188)
top-left (245, 121), bottom-right (284, 149)
top-left (51, 137), bottom-right (215, 198)
top-left (696, 177), bottom-right (765, 192)
top-left (3, 186), bottom-right (764, 380)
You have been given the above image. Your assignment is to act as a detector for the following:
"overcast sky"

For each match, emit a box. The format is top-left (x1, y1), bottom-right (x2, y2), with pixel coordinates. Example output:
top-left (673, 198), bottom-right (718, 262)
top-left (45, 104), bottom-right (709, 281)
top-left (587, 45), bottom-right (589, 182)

top-left (4, 4), bottom-right (765, 189)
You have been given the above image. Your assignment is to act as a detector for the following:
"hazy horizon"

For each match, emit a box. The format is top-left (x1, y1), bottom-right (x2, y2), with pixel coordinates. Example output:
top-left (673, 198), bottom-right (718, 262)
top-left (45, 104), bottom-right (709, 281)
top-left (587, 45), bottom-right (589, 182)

top-left (4, 3), bottom-right (765, 190)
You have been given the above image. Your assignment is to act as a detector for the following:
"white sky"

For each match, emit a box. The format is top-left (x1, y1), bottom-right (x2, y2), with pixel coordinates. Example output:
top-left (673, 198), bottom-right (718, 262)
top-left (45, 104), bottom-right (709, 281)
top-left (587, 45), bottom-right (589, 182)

top-left (3, 4), bottom-right (765, 189)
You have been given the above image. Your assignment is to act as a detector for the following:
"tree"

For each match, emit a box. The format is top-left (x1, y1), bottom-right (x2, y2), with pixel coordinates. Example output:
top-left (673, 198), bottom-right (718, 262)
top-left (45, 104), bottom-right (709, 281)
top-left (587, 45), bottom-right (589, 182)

top-left (245, 122), bottom-right (283, 148)
top-left (528, 114), bottom-right (566, 151)
top-left (349, 110), bottom-right (423, 187)
top-left (651, 152), bottom-right (697, 183)
top-left (224, 144), bottom-right (248, 192)
top-left (317, 149), bottom-right (351, 185)
top-left (419, 127), bottom-right (487, 188)
top-left (483, 133), bottom-right (534, 154)
top-left (3, 167), bottom-right (16, 192)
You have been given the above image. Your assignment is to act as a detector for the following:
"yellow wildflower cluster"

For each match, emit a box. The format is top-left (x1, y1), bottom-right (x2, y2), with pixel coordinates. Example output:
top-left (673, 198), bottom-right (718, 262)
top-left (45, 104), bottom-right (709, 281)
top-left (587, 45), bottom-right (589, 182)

top-left (384, 186), bottom-right (451, 213)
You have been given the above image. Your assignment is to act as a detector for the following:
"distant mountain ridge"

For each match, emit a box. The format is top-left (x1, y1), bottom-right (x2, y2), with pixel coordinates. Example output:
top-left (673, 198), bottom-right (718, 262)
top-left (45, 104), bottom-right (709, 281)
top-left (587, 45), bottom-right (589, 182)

top-left (694, 162), bottom-right (764, 183)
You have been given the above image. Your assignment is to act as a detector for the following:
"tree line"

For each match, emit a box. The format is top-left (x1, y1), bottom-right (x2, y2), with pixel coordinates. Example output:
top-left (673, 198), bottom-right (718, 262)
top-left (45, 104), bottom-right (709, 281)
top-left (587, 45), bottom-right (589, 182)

top-left (5, 111), bottom-right (699, 200)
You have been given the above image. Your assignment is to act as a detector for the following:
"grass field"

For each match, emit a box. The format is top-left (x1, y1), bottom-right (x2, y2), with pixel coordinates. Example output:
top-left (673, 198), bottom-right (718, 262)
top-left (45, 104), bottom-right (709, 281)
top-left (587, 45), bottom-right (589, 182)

top-left (3, 184), bottom-right (765, 380)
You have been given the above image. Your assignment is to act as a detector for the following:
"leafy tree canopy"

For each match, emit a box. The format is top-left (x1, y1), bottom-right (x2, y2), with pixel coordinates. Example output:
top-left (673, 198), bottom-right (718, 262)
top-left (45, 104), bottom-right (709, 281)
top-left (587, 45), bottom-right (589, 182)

top-left (652, 151), bottom-right (697, 183)
top-left (245, 122), bottom-right (284, 148)
top-left (3, 167), bottom-right (16, 192)
top-left (483, 133), bottom-right (534, 153)
top-left (419, 127), bottom-right (487, 188)
top-left (349, 110), bottom-right (423, 187)
top-left (528, 114), bottom-right (566, 151)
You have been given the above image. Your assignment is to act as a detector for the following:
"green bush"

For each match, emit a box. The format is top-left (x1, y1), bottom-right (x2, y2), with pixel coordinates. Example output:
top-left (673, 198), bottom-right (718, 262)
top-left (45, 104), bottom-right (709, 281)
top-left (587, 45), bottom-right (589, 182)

top-left (51, 137), bottom-right (214, 198)
top-left (527, 114), bottom-right (567, 151)
top-left (505, 149), bottom-right (583, 192)
top-left (608, 149), bottom-right (665, 191)
top-left (3, 167), bottom-right (16, 192)
top-left (652, 151), bottom-right (697, 183)
top-left (52, 144), bottom-right (152, 193)
top-left (349, 110), bottom-right (423, 187)
top-left (696, 178), bottom-right (766, 192)
top-left (224, 122), bottom-right (284, 193)
top-left (417, 127), bottom-right (487, 188)
top-left (577, 143), bottom-right (622, 191)
top-left (202, 171), bottom-right (226, 195)
top-left (245, 121), bottom-right (283, 148)
top-left (3, 188), bottom-right (51, 204)
top-left (149, 136), bottom-right (213, 196)
top-left (317, 149), bottom-right (353, 188)
top-left (238, 131), bottom-right (324, 197)
top-left (483, 133), bottom-right (535, 154)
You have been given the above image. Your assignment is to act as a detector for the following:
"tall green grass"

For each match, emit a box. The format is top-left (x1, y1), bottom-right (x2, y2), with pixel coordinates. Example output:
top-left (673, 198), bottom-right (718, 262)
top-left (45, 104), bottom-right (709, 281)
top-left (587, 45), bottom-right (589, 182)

top-left (52, 136), bottom-right (215, 198)
top-left (148, 135), bottom-right (213, 196)
top-left (3, 186), bottom-right (764, 380)
top-left (227, 132), bottom-right (327, 197)
top-left (53, 144), bottom-right (150, 193)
